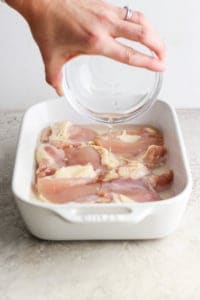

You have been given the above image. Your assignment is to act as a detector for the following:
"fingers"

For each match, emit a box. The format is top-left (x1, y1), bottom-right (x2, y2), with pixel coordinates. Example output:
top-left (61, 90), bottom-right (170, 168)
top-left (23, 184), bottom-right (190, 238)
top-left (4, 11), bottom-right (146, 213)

top-left (131, 11), bottom-right (166, 61)
top-left (114, 9), bottom-right (166, 61)
top-left (115, 21), bottom-right (143, 42)
top-left (100, 36), bottom-right (165, 72)
top-left (115, 21), bottom-right (165, 62)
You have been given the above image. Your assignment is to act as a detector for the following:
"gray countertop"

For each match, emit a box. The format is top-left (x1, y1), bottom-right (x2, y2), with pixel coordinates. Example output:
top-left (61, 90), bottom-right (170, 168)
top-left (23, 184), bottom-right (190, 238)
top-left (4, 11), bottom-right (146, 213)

top-left (0, 109), bottom-right (200, 300)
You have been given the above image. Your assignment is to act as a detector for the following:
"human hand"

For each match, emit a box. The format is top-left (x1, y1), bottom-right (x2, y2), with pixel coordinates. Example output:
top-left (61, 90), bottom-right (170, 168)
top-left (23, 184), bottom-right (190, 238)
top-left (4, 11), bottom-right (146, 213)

top-left (7, 0), bottom-right (166, 95)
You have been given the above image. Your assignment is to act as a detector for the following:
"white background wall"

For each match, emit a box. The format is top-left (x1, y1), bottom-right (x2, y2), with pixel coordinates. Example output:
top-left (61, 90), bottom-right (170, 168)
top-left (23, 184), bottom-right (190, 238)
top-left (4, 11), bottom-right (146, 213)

top-left (0, 0), bottom-right (199, 111)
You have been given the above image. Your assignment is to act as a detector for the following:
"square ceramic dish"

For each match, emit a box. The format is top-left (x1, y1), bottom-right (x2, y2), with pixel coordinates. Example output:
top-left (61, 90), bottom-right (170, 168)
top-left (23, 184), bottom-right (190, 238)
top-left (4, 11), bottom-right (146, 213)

top-left (12, 98), bottom-right (192, 240)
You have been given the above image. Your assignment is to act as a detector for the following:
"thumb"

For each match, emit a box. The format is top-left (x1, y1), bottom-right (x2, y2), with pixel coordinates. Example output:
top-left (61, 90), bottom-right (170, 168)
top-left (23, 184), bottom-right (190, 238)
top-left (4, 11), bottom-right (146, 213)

top-left (44, 56), bottom-right (64, 96)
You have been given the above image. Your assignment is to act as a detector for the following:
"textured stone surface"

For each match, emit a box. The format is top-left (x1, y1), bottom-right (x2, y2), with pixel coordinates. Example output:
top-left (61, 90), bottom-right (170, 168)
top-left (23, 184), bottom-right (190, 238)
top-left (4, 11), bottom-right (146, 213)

top-left (0, 110), bottom-right (200, 300)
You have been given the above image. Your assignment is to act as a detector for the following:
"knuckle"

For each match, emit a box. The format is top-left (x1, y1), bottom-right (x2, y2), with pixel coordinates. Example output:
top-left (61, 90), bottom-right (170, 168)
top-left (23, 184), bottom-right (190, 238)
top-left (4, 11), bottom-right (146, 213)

top-left (98, 11), bottom-right (110, 24)
top-left (138, 25), bottom-right (148, 41)
top-left (123, 47), bottom-right (136, 64)
top-left (115, 21), bottom-right (123, 34)
top-left (116, 22), bottom-right (131, 37)
top-left (134, 11), bottom-right (145, 24)
top-left (97, 10), bottom-right (117, 28)
top-left (86, 32), bottom-right (102, 51)
top-left (145, 57), bottom-right (157, 69)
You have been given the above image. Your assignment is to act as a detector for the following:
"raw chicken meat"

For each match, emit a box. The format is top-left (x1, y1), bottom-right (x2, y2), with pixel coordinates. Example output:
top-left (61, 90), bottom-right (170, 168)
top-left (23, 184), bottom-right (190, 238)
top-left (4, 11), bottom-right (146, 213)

top-left (101, 178), bottom-right (160, 202)
top-left (47, 122), bottom-right (97, 147)
top-left (35, 122), bottom-right (174, 204)
top-left (147, 170), bottom-right (174, 192)
top-left (95, 127), bottom-right (163, 158)
top-left (64, 146), bottom-right (101, 170)
top-left (143, 145), bottom-right (167, 168)
top-left (40, 127), bottom-right (52, 143)
top-left (37, 178), bottom-right (100, 204)
top-left (36, 144), bottom-right (65, 177)
top-left (68, 125), bottom-right (97, 144)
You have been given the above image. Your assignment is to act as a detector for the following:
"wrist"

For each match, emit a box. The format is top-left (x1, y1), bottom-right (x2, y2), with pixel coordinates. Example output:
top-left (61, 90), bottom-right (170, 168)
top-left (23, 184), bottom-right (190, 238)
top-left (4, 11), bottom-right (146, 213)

top-left (5, 0), bottom-right (51, 23)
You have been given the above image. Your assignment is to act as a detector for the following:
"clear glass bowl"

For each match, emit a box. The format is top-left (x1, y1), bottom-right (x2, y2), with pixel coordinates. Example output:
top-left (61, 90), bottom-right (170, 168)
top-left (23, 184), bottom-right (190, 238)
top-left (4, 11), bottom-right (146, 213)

top-left (62, 41), bottom-right (163, 123)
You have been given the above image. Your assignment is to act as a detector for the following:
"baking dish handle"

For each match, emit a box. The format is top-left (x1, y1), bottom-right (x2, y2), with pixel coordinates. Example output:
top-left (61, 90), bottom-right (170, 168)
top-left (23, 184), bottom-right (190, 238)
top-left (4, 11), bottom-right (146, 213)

top-left (50, 205), bottom-right (153, 224)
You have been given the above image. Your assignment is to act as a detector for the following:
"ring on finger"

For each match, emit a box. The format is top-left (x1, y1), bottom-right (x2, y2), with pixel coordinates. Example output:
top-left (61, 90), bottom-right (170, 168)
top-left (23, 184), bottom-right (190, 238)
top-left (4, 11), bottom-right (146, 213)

top-left (123, 6), bottom-right (134, 21)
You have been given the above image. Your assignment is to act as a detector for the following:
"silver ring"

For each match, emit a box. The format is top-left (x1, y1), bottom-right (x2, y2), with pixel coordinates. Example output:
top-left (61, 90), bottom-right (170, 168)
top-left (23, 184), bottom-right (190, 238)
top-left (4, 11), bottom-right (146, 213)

top-left (123, 6), bottom-right (133, 21)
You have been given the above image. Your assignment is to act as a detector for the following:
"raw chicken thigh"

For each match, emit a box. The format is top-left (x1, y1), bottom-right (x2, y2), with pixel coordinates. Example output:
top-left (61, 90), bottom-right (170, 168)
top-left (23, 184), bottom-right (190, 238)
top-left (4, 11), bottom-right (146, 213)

top-left (35, 121), bottom-right (173, 204)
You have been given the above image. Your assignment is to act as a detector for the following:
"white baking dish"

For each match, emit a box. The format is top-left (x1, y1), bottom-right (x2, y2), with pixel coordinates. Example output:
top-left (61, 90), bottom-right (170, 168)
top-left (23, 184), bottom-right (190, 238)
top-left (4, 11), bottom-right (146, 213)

top-left (12, 98), bottom-right (192, 240)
